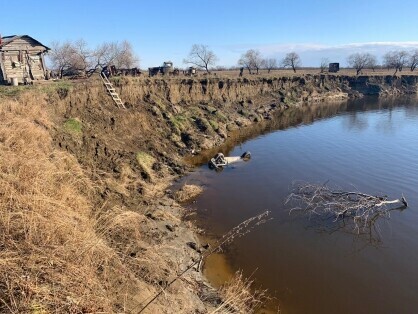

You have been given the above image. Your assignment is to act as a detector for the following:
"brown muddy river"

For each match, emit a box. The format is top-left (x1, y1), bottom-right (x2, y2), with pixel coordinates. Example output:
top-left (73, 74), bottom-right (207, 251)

top-left (179, 96), bottom-right (418, 314)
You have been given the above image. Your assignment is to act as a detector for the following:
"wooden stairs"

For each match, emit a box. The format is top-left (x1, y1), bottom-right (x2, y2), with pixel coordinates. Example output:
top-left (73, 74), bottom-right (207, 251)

top-left (100, 72), bottom-right (126, 109)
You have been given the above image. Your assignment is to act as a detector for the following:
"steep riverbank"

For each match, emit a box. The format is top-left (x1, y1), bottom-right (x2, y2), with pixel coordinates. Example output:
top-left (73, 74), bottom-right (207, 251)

top-left (0, 74), bottom-right (416, 313)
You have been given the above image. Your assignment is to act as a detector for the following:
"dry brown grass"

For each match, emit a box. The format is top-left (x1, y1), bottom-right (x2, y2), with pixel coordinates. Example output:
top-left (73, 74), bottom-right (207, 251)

top-left (175, 184), bottom-right (204, 203)
top-left (0, 94), bottom-right (145, 313)
top-left (0, 89), bottom-right (215, 313)
top-left (0, 95), bottom-right (103, 312)
top-left (212, 271), bottom-right (267, 313)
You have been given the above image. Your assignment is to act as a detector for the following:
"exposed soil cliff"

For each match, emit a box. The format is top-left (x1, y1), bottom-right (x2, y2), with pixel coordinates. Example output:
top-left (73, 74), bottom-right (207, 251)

top-left (345, 75), bottom-right (418, 96)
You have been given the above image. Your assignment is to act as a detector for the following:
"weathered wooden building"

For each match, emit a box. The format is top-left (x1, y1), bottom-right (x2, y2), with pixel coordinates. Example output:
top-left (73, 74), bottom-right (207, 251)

top-left (0, 35), bottom-right (50, 84)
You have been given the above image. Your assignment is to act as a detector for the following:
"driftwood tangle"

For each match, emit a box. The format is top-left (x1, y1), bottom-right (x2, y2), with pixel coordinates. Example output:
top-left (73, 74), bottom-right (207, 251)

top-left (286, 182), bottom-right (408, 234)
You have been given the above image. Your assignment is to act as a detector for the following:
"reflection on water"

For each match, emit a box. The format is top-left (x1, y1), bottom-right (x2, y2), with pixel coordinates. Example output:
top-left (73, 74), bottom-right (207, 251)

top-left (185, 100), bottom-right (351, 167)
top-left (180, 95), bottom-right (418, 314)
top-left (293, 199), bottom-right (408, 248)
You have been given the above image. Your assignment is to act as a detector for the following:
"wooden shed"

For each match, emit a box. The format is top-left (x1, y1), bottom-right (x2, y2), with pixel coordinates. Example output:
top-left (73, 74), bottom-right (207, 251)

top-left (0, 35), bottom-right (50, 84)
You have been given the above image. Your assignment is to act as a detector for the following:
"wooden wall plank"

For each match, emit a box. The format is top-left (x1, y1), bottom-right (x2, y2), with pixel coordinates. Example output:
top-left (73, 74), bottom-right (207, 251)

top-left (0, 36), bottom-right (48, 83)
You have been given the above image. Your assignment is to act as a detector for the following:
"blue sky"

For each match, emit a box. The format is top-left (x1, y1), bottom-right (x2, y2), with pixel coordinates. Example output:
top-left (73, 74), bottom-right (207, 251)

top-left (1, 0), bottom-right (418, 68)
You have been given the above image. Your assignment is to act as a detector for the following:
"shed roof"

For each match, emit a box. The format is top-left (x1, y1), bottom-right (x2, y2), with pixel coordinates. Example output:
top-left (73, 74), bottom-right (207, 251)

top-left (0, 35), bottom-right (50, 50)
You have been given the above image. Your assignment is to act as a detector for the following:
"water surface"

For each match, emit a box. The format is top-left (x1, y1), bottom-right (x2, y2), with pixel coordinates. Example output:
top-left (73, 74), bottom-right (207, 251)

top-left (182, 96), bottom-right (418, 314)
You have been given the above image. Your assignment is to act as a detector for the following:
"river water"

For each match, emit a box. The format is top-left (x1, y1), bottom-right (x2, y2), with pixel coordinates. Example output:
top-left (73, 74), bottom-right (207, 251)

top-left (181, 96), bottom-right (418, 314)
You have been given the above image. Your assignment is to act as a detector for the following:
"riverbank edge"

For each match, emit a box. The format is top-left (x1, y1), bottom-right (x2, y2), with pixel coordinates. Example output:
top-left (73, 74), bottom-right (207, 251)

top-left (0, 74), bottom-right (417, 312)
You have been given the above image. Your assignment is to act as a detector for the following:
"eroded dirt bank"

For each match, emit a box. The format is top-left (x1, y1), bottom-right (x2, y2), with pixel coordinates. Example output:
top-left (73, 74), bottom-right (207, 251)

top-left (0, 74), bottom-right (416, 313)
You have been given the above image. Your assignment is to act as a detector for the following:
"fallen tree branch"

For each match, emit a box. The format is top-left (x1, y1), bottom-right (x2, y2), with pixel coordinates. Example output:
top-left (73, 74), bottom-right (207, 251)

top-left (285, 182), bottom-right (407, 236)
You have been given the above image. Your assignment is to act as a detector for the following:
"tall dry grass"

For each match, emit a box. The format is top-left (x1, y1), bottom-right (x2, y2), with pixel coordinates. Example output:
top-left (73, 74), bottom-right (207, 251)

top-left (0, 90), bottom-right (216, 313)
top-left (0, 94), bottom-right (126, 312)
top-left (212, 271), bottom-right (267, 313)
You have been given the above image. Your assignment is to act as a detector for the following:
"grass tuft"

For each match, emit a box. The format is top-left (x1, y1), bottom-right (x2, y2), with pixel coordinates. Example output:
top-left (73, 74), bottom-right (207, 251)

top-left (136, 151), bottom-right (155, 180)
top-left (63, 118), bottom-right (82, 134)
top-left (0, 85), bottom-right (35, 98)
top-left (175, 184), bottom-right (203, 202)
top-left (214, 271), bottom-right (268, 313)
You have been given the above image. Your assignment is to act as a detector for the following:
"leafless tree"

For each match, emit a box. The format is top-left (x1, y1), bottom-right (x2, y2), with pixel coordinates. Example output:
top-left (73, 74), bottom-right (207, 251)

top-left (113, 40), bottom-right (138, 69)
top-left (286, 182), bottom-right (407, 240)
top-left (238, 53), bottom-right (253, 74)
top-left (88, 41), bottom-right (138, 75)
top-left (49, 39), bottom-right (138, 77)
top-left (409, 50), bottom-right (418, 72)
top-left (281, 52), bottom-right (301, 73)
top-left (49, 41), bottom-right (78, 78)
top-left (183, 44), bottom-right (218, 73)
top-left (263, 58), bottom-right (277, 73)
top-left (383, 50), bottom-right (410, 75)
top-left (319, 58), bottom-right (329, 73)
top-left (238, 49), bottom-right (263, 74)
top-left (71, 39), bottom-right (92, 75)
top-left (367, 54), bottom-right (378, 72)
top-left (347, 53), bottom-right (376, 75)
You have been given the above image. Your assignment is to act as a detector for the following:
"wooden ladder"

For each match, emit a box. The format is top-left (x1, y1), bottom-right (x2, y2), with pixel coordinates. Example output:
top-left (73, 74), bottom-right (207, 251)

top-left (100, 72), bottom-right (126, 109)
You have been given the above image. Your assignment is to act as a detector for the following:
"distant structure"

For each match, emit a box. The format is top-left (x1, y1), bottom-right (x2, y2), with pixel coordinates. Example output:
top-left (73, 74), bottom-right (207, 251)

top-left (148, 61), bottom-right (179, 77)
top-left (161, 61), bottom-right (173, 75)
top-left (329, 63), bottom-right (340, 73)
top-left (187, 66), bottom-right (197, 76)
top-left (0, 35), bottom-right (50, 84)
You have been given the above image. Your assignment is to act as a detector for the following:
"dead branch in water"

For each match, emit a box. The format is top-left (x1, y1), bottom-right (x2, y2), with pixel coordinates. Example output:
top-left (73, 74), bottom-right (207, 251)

top-left (285, 182), bottom-right (407, 236)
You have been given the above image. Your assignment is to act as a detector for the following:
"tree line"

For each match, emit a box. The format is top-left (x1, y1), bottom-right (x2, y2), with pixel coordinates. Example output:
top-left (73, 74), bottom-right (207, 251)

top-left (49, 40), bottom-right (138, 78)
top-left (183, 45), bottom-right (301, 74)
top-left (193, 47), bottom-right (418, 75)
top-left (49, 40), bottom-right (418, 77)
top-left (347, 51), bottom-right (418, 75)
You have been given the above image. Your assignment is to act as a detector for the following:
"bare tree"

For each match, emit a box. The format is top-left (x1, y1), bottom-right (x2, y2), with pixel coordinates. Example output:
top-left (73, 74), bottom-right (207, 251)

top-left (281, 52), bottom-right (301, 73)
top-left (183, 44), bottom-right (218, 73)
top-left (90, 42), bottom-right (118, 72)
top-left (238, 52), bottom-right (253, 74)
top-left (71, 39), bottom-right (92, 75)
top-left (409, 50), bottom-right (418, 72)
top-left (319, 58), bottom-right (329, 73)
top-left (238, 49), bottom-right (263, 74)
top-left (86, 41), bottom-right (138, 76)
top-left (347, 53), bottom-right (376, 75)
top-left (367, 54), bottom-right (378, 72)
top-left (49, 41), bottom-right (77, 78)
top-left (49, 39), bottom-right (138, 77)
top-left (263, 58), bottom-right (277, 73)
top-left (113, 40), bottom-right (139, 69)
top-left (383, 50), bottom-right (410, 75)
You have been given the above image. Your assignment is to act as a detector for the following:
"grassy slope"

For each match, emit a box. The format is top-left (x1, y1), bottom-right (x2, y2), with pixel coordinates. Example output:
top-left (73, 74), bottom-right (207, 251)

top-left (0, 94), bottom-right (116, 312)
top-left (0, 88), bottom-right (209, 313)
